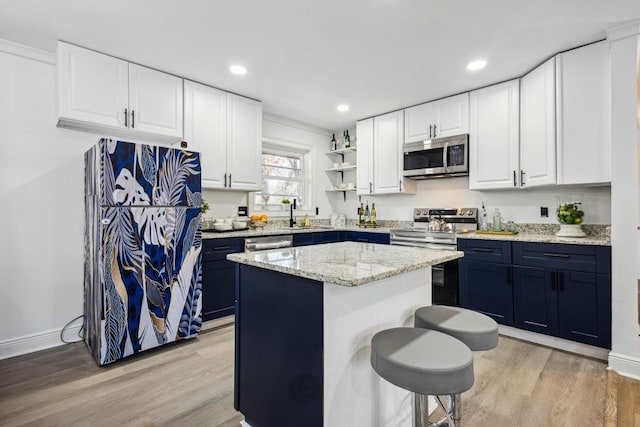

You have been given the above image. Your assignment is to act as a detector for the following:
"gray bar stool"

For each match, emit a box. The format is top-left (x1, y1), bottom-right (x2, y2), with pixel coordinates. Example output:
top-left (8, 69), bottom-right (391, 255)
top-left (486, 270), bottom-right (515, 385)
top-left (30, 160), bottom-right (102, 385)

top-left (370, 327), bottom-right (474, 427)
top-left (414, 305), bottom-right (499, 425)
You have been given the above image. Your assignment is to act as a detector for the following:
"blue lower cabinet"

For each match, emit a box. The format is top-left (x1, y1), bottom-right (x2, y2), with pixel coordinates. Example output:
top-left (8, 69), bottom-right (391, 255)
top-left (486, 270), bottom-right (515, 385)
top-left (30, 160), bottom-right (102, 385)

top-left (513, 266), bottom-right (559, 336)
top-left (458, 260), bottom-right (514, 326)
top-left (235, 265), bottom-right (323, 426)
top-left (293, 233), bottom-right (314, 247)
top-left (201, 238), bottom-right (243, 321)
top-left (557, 270), bottom-right (611, 348)
top-left (314, 231), bottom-right (343, 244)
top-left (344, 231), bottom-right (390, 244)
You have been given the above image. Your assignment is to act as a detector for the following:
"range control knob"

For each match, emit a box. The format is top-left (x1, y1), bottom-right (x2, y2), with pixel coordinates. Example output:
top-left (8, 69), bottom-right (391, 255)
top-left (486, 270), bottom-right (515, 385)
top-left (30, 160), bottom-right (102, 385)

top-left (466, 209), bottom-right (474, 216)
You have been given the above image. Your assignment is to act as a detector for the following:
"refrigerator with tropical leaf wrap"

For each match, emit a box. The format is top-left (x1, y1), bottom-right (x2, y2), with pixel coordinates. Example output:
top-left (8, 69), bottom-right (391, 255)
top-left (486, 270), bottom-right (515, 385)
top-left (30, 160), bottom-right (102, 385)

top-left (84, 138), bottom-right (202, 365)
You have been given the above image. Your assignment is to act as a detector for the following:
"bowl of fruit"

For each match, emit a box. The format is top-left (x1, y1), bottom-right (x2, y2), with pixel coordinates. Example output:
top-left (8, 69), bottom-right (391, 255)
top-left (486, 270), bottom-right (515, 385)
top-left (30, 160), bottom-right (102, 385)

top-left (249, 214), bottom-right (269, 228)
top-left (555, 199), bottom-right (586, 237)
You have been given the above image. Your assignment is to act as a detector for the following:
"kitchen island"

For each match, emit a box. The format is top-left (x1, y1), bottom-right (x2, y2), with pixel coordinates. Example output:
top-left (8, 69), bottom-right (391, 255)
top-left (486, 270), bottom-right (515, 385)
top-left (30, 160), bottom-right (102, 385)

top-left (227, 242), bottom-right (463, 427)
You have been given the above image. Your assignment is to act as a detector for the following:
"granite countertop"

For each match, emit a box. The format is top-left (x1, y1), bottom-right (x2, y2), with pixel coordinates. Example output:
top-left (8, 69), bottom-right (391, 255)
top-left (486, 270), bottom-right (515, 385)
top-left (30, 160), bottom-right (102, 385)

top-left (227, 241), bottom-right (463, 287)
top-left (202, 226), bottom-right (393, 239)
top-left (457, 232), bottom-right (610, 246)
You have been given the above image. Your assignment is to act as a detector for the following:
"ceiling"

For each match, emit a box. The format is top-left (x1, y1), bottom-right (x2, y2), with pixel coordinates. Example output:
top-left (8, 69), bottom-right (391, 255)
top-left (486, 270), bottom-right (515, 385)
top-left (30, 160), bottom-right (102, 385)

top-left (1, 0), bottom-right (639, 131)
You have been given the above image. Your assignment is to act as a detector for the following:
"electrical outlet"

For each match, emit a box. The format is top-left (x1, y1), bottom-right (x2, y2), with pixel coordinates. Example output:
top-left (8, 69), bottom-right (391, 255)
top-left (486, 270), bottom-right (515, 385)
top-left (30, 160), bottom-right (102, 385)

top-left (238, 206), bottom-right (248, 217)
top-left (540, 206), bottom-right (549, 218)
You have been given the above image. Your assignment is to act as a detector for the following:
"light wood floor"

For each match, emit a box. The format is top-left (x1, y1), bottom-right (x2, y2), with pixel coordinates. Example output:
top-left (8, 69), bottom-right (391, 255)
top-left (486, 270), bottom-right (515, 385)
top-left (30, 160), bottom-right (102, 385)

top-left (0, 322), bottom-right (634, 426)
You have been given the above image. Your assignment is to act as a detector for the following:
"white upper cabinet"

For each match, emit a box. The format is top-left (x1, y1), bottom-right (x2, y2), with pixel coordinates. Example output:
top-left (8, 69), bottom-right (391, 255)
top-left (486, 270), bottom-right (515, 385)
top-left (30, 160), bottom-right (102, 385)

top-left (128, 64), bottom-right (183, 139)
top-left (182, 83), bottom-right (262, 191)
top-left (469, 80), bottom-right (520, 190)
top-left (226, 94), bottom-right (262, 191)
top-left (57, 42), bottom-right (128, 129)
top-left (404, 93), bottom-right (469, 143)
top-left (57, 42), bottom-right (183, 143)
top-left (520, 57), bottom-right (557, 187)
top-left (356, 113), bottom-right (415, 195)
top-left (183, 81), bottom-right (227, 188)
top-left (356, 118), bottom-right (374, 195)
top-left (556, 41), bottom-right (610, 185)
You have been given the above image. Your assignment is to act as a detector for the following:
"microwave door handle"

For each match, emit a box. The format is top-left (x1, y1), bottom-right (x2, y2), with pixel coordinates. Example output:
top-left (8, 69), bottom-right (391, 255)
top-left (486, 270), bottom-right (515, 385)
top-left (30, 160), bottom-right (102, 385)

top-left (442, 141), bottom-right (449, 171)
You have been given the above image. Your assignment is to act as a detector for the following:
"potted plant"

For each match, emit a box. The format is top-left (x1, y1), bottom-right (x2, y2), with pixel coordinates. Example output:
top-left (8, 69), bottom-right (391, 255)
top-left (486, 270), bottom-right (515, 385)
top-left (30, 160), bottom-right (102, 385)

top-left (201, 200), bottom-right (210, 214)
top-left (555, 196), bottom-right (586, 237)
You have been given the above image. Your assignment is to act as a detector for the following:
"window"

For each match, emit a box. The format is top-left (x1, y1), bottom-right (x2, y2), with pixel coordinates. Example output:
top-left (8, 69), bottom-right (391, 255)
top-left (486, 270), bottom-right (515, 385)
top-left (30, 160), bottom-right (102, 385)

top-left (253, 140), bottom-right (313, 212)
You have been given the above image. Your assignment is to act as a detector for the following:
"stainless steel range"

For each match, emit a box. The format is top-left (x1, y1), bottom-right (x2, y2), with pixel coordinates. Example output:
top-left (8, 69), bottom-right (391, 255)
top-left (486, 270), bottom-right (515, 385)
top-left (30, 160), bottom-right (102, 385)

top-left (390, 208), bottom-right (478, 305)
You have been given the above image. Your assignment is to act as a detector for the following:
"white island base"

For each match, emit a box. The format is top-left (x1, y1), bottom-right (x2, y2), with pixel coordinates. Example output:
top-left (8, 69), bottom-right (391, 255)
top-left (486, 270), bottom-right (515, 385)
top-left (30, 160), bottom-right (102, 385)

top-left (323, 268), bottom-right (431, 426)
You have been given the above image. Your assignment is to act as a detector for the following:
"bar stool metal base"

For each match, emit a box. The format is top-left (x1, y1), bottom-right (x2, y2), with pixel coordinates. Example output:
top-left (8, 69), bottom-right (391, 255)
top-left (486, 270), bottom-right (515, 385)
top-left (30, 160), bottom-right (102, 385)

top-left (414, 393), bottom-right (462, 427)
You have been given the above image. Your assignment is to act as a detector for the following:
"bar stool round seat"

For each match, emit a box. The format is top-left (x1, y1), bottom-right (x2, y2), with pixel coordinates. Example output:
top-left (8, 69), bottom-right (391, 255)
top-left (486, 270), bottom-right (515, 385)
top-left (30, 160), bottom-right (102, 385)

top-left (370, 327), bottom-right (474, 396)
top-left (415, 305), bottom-right (499, 351)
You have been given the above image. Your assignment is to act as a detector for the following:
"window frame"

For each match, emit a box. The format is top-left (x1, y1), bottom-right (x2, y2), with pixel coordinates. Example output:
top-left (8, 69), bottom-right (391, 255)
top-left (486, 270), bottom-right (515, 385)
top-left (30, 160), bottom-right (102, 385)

top-left (251, 137), bottom-right (315, 217)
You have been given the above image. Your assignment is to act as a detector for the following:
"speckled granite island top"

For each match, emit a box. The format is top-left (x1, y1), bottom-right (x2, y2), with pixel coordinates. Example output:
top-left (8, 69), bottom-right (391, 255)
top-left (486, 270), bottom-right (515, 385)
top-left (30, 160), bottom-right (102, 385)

top-left (227, 241), bottom-right (463, 287)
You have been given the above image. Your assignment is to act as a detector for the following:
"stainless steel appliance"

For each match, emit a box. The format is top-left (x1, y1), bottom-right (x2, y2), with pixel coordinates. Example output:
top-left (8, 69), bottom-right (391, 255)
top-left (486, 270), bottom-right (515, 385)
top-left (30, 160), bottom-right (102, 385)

top-left (403, 134), bottom-right (469, 179)
top-left (390, 208), bottom-right (478, 305)
top-left (244, 235), bottom-right (293, 252)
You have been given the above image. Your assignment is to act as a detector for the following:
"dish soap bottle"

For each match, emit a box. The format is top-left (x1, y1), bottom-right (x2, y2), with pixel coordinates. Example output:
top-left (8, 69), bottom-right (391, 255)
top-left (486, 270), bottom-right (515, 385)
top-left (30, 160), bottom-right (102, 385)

top-left (480, 202), bottom-right (489, 231)
top-left (371, 203), bottom-right (377, 226)
top-left (493, 208), bottom-right (503, 231)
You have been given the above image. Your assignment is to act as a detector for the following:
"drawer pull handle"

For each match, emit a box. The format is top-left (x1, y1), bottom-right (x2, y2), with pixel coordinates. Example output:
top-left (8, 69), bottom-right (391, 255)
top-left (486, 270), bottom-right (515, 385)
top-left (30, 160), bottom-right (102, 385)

top-left (543, 253), bottom-right (570, 258)
top-left (212, 246), bottom-right (232, 251)
top-left (472, 248), bottom-right (494, 253)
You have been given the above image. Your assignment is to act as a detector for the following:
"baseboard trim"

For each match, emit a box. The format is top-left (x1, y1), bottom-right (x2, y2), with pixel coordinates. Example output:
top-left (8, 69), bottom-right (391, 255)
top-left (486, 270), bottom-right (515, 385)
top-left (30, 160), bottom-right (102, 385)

top-left (608, 352), bottom-right (640, 380)
top-left (0, 325), bottom-right (83, 361)
top-left (498, 325), bottom-right (610, 360)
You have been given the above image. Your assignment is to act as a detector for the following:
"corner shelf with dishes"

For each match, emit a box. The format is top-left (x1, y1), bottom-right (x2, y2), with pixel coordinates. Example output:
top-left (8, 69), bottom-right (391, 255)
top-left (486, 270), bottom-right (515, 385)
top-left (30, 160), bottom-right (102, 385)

top-left (325, 146), bottom-right (357, 201)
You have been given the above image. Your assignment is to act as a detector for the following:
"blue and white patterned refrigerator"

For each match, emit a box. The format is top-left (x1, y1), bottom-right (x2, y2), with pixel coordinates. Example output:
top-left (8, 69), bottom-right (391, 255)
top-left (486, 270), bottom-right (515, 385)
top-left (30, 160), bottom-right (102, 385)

top-left (84, 139), bottom-right (202, 365)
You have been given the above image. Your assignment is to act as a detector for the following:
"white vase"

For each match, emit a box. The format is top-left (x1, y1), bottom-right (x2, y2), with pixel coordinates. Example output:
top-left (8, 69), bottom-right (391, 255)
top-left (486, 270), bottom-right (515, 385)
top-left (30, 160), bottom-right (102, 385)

top-left (555, 224), bottom-right (586, 237)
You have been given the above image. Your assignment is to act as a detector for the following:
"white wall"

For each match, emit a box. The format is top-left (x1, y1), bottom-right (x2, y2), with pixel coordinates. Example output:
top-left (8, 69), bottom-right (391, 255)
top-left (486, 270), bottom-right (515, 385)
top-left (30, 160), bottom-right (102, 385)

top-left (333, 176), bottom-right (611, 224)
top-left (607, 23), bottom-right (640, 378)
top-left (0, 44), bottom-right (97, 356)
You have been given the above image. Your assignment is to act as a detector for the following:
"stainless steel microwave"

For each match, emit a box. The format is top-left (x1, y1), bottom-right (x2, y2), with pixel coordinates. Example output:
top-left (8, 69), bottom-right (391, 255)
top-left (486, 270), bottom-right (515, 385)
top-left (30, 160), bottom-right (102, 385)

top-left (403, 134), bottom-right (469, 179)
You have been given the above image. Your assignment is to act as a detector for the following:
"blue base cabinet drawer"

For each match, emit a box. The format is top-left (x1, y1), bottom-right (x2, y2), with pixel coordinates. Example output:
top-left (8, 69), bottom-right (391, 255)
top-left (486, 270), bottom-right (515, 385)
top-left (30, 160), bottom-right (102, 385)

top-left (345, 231), bottom-right (390, 244)
top-left (513, 242), bottom-right (610, 274)
top-left (458, 239), bottom-right (512, 264)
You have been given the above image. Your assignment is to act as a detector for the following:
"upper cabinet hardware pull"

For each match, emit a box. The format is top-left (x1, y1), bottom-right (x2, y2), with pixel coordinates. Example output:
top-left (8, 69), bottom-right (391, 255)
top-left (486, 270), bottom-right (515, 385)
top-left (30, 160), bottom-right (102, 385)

top-left (513, 170), bottom-right (516, 187)
top-left (543, 253), bottom-right (570, 258)
top-left (429, 124), bottom-right (433, 138)
top-left (229, 174), bottom-right (232, 188)
top-left (433, 124), bottom-right (436, 138)
top-left (520, 170), bottom-right (525, 186)
top-left (370, 182), bottom-right (372, 193)
top-left (124, 108), bottom-right (128, 127)
top-left (224, 173), bottom-right (227, 188)
top-left (131, 110), bottom-right (135, 128)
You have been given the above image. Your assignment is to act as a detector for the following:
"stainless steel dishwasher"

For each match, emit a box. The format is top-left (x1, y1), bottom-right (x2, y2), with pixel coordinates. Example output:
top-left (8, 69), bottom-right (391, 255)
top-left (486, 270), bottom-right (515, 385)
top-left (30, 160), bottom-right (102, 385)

top-left (244, 235), bottom-right (293, 252)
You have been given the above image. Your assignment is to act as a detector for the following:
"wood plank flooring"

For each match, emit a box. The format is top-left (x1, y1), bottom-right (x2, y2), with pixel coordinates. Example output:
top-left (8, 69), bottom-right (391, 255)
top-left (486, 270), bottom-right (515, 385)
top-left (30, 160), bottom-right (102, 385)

top-left (0, 322), bottom-right (629, 426)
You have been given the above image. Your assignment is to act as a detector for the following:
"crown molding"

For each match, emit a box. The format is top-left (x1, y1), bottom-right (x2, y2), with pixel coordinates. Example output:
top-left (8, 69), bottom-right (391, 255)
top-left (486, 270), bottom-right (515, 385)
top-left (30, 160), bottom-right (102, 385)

top-left (263, 112), bottom-right (332, 137)
top-left (0, 38), bottom-right (55, 64)
top-left (606, 19), bottom-right (640, 42)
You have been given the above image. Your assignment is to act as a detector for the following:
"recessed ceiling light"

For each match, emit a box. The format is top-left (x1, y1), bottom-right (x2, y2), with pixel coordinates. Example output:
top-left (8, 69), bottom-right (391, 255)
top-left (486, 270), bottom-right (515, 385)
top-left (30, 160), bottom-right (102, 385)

top-left (467, 60), bottom-right (487, 71)
top-left (337, 104), bottom-right (350, 112)
top-left (229, 65), bottom-right (247, 76)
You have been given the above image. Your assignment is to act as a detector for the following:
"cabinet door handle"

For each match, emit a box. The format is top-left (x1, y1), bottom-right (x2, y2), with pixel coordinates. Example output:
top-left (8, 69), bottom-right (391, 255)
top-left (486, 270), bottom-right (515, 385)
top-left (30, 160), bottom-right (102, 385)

top-left (520, 170), bottom-right (525, 186)
top-left (513, 170), bottom-right (517, 187)
top-left (472, 247), bottom-right (494, 253)
top-left (433, 124), bottom-right (437, 138)
top-left (224, 173), bottom-right (227, 188)
top-left (131, 110), bottom-right (135, 128)
top-left (399, 179), bottom-right (402, 192)
top-left (429, 124), bottom-right (433, 138)
top-left (549, 270), bottom-right (556, 290)
top-left (558, 271), bottom-right (565, 291)
top-left (506, 265), bottom-right (512, 284)
top-left (212, 246), bottom-right (231, 251)
top-left (124, 108), bottom-right (128, 127)
top-left (229, 174), bottom-right (232, 188)
top-left (543, 253), bottom-right (570, 258)
top-left (369, 182), bottom-right (372, 194)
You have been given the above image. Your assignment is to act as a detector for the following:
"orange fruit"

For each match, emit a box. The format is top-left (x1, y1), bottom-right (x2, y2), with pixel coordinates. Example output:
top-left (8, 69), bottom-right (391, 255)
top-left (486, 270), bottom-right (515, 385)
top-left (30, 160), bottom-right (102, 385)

top-left (260, 214), bottom-right (268, 221)
top-left (250, 215), bottom-right (260, 221)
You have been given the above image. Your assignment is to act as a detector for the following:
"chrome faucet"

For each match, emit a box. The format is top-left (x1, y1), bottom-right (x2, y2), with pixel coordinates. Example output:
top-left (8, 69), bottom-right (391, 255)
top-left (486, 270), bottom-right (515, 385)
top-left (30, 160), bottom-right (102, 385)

top-left (289, 199), bottom-right (297, 227)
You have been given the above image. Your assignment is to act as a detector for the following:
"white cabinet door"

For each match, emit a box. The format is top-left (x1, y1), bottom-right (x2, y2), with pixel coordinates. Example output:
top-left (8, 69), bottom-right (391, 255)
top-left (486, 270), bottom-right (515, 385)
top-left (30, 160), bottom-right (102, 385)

top-left (556, 41), bottom-right (610, 185)
top-left (226, 94), bottom-right (262, 191)
top-left (520, 57), bottom-right (556, 187)
top-left (469, 80), bottom-right (520, 190)
top-left (128, 64), bottom-right (183, 139)
top-left (356, 118), bottom-right (374, 195)
top-left (374, 111), bottom-right (404, 194)
top-left (433, 93), bottom-right (469, 138)
top-left (404, 102), bottom-right (435, 143)
top-left (183, 80), bottom-right (227, 188)
top-left (57, 42), bottom-right (128, 128)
